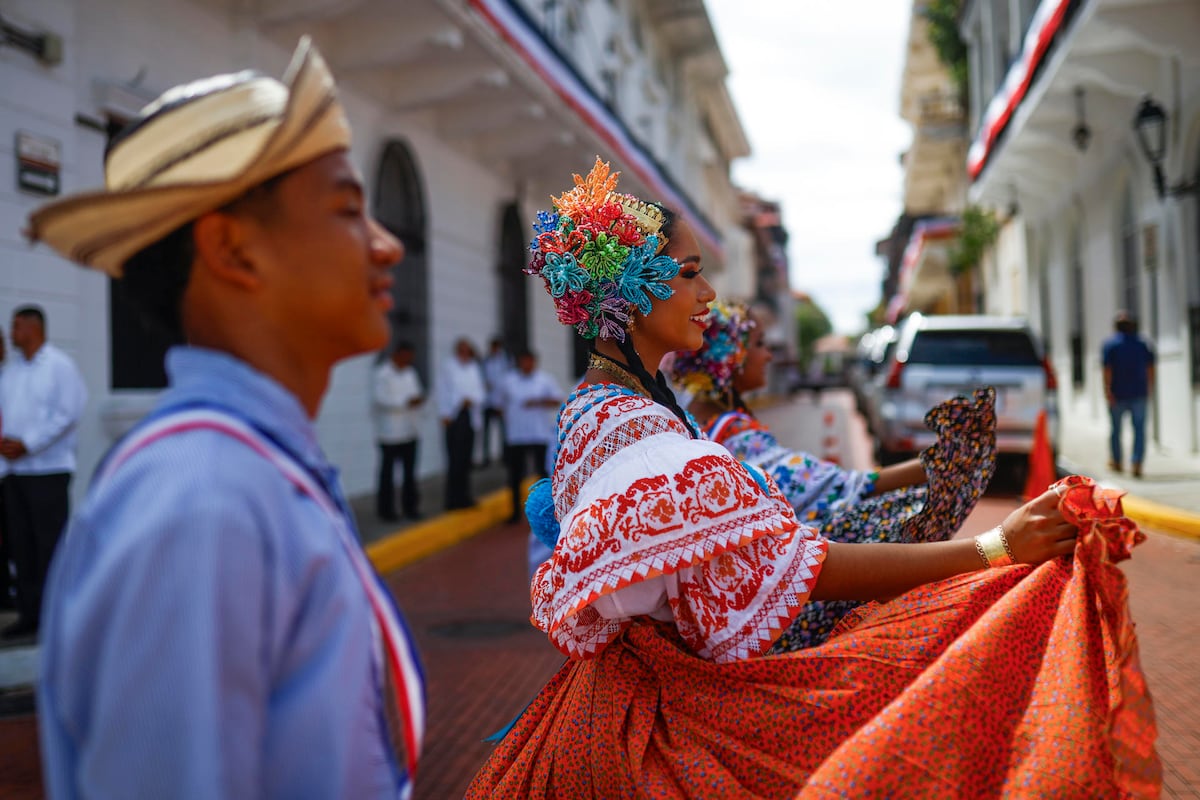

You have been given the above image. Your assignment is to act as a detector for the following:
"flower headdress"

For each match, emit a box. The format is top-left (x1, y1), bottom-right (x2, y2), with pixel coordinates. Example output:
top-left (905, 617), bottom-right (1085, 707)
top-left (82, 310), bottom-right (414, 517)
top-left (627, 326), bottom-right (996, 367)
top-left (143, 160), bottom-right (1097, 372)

top-left (667, 300), bottom-right (755, 402)
top-left (526, 158), bottom-right (680, 341)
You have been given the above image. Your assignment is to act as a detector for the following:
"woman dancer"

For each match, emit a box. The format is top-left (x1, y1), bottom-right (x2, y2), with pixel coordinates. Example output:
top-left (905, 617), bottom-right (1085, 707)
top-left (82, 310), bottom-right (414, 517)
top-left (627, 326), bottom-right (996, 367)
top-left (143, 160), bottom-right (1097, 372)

top-left (669, 301), bottom-right (992, 649)
top-left (467, 159), bottom-right (1158, 799)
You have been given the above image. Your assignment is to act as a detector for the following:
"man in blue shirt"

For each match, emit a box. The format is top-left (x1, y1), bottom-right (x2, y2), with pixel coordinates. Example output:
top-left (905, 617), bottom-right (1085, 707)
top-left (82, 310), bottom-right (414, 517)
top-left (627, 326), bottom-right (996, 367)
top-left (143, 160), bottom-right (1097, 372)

top-left (1101, 311), bottom-right (1156, 478)
top-left (27, 39), bottom-right (424, 798)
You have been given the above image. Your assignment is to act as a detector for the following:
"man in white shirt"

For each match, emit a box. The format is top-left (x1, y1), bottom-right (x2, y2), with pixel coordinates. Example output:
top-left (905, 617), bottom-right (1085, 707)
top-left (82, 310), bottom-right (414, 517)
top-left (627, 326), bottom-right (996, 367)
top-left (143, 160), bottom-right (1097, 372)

top-left (480, 337), bottom-right (512, 467)
top-left (500, 349), bottom-right (562, 524)
top-left (372, 341), bottom-right (424, 522)
top-left (0, 306), bottom-right (87, 639)
top-left (435, 338), bottom-right (485, 510)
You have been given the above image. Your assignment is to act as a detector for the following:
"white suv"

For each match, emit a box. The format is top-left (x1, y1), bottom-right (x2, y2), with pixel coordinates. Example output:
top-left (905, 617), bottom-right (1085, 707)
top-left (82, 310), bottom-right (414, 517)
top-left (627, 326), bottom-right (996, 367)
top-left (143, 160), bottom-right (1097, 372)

top-left (874, 314), bottom-right (1058, 464)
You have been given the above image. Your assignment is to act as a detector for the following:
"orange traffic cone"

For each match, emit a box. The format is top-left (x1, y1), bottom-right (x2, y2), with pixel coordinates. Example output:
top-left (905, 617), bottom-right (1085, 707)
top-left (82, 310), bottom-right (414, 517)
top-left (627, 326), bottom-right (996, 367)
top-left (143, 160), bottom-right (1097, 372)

top-left (1023, 410), bottom-right (1056, 501)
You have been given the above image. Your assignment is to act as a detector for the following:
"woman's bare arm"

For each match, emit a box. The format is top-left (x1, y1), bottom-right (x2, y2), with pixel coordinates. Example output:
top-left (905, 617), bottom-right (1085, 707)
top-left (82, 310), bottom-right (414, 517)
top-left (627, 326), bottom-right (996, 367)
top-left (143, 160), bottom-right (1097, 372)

top-left (809, 488), bottom-right (1076, 601)
top-left (867, 459), bottom-right (927, 496)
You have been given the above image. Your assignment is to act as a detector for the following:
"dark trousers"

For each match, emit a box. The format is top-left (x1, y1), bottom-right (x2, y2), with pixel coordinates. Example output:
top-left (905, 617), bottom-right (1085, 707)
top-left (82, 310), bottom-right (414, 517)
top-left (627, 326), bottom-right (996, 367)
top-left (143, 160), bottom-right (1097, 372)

top-left (0, 479), bottom-right (10, 608)
top-left (481, 406), bottom-right (504, 464)
top-left (5, 473), bottom-right (71, 629)
top-left (505, 443), bottom-right (548, 521)
top-left (377, 440), bottom-right (419, 520)
top-left (444, 408), bottom-right (476, 510)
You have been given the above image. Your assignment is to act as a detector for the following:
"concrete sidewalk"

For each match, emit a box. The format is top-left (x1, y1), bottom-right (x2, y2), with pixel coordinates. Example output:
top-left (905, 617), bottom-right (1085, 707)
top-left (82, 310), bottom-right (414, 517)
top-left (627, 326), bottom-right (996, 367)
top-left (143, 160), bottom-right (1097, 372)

top-left (1054, 411), bottom-right (1200, 538)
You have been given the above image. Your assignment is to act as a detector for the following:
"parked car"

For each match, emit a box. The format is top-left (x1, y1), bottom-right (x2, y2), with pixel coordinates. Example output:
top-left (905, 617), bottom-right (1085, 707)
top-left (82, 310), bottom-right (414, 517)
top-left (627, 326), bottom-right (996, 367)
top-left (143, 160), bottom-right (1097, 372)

top-left (848, 329), bottom-right (879, 413)
top-left (859, 325), bottom-right (899, 435)
top-left (872, 314), bottom-right (1058, 467)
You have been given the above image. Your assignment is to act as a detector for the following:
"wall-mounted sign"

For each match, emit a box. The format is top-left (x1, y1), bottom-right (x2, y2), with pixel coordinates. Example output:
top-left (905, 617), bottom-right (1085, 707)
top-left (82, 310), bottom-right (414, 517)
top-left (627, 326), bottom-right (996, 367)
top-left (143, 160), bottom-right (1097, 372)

top-left (16, 131), bottom-right (61, 196)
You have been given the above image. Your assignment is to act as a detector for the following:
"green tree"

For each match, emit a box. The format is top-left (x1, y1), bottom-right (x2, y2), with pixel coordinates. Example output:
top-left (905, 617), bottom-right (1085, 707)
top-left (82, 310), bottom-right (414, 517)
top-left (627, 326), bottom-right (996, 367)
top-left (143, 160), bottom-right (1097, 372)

top-left (794, 295), bottom-right (833, 372)
top-left (923, 0), bottom-right (968, 106)
top-left (949, 205), bottom-right (1000, 275)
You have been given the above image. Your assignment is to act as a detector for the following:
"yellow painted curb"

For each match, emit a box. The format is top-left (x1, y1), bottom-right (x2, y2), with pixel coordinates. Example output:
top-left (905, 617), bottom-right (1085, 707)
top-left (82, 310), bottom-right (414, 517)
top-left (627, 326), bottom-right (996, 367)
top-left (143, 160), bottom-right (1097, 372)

top-left (1122, 494), bottom-right (1200, 542)
top-left (366, 489), bottom-right (512, 574)
top-left (366, 477), bottom-right (539, 574)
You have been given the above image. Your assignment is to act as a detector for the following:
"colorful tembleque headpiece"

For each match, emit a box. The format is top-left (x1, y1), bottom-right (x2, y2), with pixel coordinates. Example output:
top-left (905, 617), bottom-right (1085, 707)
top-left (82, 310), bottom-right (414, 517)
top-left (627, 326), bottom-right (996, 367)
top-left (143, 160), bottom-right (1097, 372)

top-left (526, 158), bottom-right (681, 341)
top-left (667, 300), bottom-right (755, 402)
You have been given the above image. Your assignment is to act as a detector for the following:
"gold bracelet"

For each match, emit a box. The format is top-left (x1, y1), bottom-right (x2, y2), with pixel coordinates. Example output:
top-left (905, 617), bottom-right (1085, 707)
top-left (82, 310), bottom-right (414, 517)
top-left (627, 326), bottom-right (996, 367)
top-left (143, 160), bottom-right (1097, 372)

top-left (973, 536), bottom-right (991, 569)
top-left (975, 526), bottom-right (1014, 568)
top-left (997, 524), bottom-right (1017, 564)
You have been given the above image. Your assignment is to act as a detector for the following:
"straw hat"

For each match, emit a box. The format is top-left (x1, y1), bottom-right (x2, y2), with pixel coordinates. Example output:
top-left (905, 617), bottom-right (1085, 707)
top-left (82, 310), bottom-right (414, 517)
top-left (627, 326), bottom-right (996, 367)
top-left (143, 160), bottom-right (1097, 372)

top-left (27, 37), bottom-right (351, 277)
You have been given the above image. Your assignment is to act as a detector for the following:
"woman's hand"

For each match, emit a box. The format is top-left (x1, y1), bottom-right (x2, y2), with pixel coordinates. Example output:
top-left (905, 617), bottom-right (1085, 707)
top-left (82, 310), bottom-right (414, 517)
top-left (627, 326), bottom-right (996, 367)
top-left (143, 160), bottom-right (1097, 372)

top-left (998, 487), bottom-right (1078, 565)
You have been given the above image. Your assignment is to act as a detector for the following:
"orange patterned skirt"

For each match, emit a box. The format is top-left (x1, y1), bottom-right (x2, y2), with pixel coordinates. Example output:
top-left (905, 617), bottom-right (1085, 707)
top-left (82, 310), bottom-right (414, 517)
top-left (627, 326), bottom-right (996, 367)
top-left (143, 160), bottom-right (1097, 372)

top-left (468, 477), bottom-right (1160, 799)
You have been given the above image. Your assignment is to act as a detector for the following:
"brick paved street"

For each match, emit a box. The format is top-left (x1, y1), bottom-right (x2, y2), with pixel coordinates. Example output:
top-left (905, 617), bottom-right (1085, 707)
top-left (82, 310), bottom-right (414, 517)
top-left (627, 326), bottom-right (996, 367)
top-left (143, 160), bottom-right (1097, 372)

top-left (1, 394), bottom-right (1197, 798)
top-left (382, 520), bottom-right (563, 800)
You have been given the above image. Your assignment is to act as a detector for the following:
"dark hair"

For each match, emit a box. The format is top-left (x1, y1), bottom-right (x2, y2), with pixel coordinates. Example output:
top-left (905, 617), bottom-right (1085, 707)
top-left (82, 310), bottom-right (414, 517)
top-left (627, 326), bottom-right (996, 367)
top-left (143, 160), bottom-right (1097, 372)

top-left (117, 174), bottom-right (291, 340)
top-left (648, 202), bottom-right (679, 244)
top-left (516, 348), bottom-right (537, 361)
top-left (1114, 311), bottom-right (1137, 335)
top-left (393, 340), bottom-right (415, 353)
top-left (610, 337), bottom-right (698, 438)
top-left (605, 203), bottom-right (697, 435)
top-left (13, 305), bottom-right (46, 329)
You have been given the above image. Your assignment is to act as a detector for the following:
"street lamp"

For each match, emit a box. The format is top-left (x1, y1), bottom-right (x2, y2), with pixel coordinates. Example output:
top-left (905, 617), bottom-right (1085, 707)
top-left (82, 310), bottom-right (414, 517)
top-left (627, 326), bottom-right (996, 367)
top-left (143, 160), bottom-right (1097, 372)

top-left (1132, 95), bottom-right (1197, 199)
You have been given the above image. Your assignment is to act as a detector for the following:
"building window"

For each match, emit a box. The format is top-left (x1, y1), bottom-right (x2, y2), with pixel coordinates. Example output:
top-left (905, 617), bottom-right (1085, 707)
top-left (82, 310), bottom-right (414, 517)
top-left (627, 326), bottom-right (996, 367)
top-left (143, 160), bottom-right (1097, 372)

top-left (107, 117), bottom-right (181, 390)
top-left (1069, 222), bottom-right (1085, 388)
top-left (497, 202), bottom-right (529, 354)
top-left (374, 140), bottom-right (431, 380)
top-left (1119, 185), bottom-right (1140, 320)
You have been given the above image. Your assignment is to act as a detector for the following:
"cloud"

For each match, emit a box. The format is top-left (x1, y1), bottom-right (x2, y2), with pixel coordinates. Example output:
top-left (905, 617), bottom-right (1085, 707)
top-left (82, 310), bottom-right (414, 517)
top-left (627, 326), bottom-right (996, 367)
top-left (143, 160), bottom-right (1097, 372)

top-left (708, 0), bottom-right (912, 334)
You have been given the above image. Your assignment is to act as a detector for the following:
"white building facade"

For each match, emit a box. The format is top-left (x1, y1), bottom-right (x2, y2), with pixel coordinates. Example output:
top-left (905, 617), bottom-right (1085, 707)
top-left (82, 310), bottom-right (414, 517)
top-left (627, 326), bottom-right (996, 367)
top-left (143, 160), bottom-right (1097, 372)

top-left (962, 0), bottom-right (1200, 454)
top-left (0, 0), bottom-right (751, 498)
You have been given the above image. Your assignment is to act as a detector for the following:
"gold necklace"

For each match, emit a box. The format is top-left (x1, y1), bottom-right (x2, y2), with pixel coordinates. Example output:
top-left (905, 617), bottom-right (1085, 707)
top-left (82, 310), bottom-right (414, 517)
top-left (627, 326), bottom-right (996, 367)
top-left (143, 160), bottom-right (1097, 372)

top-left (587, 352), bottom-right (649, 397)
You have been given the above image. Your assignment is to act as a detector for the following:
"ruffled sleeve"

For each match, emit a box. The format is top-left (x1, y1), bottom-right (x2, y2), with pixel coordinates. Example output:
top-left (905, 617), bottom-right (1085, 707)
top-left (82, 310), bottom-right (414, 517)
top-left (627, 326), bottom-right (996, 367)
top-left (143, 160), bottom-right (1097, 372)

top-left (706, 410), bottom-right (876, 521)
top-left (533, 393), bottom-right (827, 664)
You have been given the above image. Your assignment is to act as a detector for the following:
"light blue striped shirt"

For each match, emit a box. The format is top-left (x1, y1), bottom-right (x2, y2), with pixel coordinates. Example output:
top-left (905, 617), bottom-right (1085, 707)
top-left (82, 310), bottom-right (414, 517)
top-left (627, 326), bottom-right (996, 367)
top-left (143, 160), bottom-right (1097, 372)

top-left (39, 347), bottom-right (408, 799)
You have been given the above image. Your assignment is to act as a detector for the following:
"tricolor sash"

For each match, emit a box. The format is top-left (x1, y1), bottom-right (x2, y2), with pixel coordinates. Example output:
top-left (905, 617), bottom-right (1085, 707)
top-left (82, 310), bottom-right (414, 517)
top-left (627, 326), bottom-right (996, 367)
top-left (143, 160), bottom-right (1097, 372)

top-left (94, 407), bottom-right (425, 796)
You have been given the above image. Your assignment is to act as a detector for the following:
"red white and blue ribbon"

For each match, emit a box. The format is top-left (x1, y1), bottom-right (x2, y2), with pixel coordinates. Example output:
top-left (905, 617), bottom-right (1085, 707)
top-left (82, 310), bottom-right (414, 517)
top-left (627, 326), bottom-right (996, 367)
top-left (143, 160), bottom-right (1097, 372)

top-left (467, 0), bottom-right (723, 257)
top-left (967, 0), bottom-right (1074, 180)
top-left (95, 408), bottom-right (425, 797)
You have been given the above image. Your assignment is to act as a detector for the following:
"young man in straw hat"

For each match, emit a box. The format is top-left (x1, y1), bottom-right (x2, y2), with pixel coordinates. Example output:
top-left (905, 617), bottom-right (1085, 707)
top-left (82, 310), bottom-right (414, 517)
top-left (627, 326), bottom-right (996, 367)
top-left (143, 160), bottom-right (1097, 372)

top-left (27, 39), bottom-right (424, 799)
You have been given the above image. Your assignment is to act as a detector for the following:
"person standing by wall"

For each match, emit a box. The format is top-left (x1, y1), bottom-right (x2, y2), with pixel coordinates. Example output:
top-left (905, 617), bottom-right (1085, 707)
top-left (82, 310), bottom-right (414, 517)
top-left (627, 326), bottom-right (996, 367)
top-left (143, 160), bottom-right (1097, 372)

top-left (499, 349), bottom-right (562, 524)
top-left (373, 341), bottom-right (424, 522)
top-left (1102, 310), bottom-right (1155, 478)
top-left (437, 337), bottom-right (485, 510)
top-left (480, 336), bottom-right (511, 467)
top-left (0, 306), bottom-right (87, 641)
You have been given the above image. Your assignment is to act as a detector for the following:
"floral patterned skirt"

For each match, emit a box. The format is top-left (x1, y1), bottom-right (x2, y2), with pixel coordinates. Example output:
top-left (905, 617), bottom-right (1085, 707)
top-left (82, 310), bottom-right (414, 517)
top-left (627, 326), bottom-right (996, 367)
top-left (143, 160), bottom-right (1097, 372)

top-left (466, 478), bottom-right (1159, 799)
top-left (770, 388), bottom-right (997, 653)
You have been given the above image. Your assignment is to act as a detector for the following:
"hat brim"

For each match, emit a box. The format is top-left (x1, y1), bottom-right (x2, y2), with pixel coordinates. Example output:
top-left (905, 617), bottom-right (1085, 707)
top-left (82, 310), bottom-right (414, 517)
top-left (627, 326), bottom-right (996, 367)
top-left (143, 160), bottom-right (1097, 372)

top-left (26, 37), bottom-right (352, 277)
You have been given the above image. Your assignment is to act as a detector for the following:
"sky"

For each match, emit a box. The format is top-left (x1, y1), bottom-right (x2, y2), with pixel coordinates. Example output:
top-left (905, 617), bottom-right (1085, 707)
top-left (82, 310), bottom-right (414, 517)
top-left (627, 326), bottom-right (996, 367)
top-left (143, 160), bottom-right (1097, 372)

top-left (706, 1), bottom-right (913, 335)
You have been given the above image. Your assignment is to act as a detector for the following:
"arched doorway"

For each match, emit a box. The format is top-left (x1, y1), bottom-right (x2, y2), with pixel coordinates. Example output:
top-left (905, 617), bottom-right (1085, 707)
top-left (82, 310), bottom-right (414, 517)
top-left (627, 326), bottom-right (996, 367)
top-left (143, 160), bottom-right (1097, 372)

top-left (497, 202), bottom-right (529, 353)
top-left (1191, 144), bottom-right (1200, 386)
top-left (374, 140), bottom-right (430, 379)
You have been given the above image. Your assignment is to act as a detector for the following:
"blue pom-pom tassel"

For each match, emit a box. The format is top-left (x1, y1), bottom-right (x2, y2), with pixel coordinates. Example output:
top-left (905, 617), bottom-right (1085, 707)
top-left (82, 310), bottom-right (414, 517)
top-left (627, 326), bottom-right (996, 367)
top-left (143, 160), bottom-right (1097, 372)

top-left (741, 460), bottom-right (771, 495)
top-left (525, 478), bottom-right (560, 550)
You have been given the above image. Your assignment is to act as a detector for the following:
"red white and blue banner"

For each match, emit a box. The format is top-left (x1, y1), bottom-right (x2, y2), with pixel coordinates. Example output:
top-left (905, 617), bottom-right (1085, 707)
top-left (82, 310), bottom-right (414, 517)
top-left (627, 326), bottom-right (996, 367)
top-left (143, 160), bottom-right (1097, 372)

top-left (467, 0), bottom-right (724, 257)
top-left (967, 0), bottom-right (1076, 180)
top-left (887, 218), bottom-right (960, 323)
